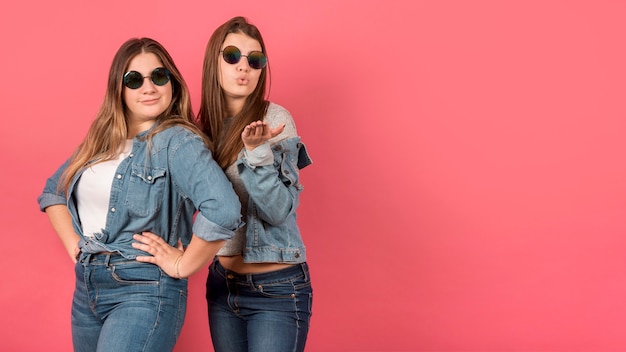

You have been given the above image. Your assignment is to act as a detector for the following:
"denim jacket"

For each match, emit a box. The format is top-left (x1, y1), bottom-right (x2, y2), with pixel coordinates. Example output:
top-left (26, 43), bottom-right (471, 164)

top-left (38, 125), bottom-right (242, 259)
top-left (237, 136), bottom-right (312, 263)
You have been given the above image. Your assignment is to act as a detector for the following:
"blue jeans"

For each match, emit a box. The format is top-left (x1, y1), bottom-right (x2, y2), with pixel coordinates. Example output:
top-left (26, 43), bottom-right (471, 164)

top-left (72, 253), bottom-right (187, 352)
top-left (206, 259), bottom-right (313, 352)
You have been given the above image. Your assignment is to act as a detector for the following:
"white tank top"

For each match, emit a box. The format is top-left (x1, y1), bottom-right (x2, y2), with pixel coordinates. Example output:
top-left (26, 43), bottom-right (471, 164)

top-left (76, 140), bottom-right (133, 238)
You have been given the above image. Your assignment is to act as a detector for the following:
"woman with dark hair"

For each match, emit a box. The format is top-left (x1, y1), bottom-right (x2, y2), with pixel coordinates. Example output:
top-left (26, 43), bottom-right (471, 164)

top-left (200, 16), bottom-right (313, 352)
top-left (37, 37), bottom-right (241, 352)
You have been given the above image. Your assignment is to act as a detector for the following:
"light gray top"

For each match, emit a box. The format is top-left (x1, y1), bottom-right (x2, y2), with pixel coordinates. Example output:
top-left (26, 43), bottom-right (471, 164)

top-left (217, 102), bottom-right (297, 256)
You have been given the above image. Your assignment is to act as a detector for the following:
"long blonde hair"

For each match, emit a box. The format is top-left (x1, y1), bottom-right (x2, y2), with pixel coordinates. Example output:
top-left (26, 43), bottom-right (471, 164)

top-left (197, 16), bottom-right (270, 169)
top-left (59, 37), bottom-right (208, 192)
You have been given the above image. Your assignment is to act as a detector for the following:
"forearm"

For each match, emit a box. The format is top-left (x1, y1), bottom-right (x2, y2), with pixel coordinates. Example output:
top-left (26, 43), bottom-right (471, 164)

top-left (239, 163), bottom-right (298, 224)
top-left (44, 204), bottom-right (81, 263)
top-left (175, 235), bottom-right (225, 278)
top-left (238, 138), bottom-right (307, 224)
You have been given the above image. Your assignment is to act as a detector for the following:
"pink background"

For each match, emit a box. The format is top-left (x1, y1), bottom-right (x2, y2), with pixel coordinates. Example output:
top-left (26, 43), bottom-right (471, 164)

top-left (1, 1), bottom-right (626, 351)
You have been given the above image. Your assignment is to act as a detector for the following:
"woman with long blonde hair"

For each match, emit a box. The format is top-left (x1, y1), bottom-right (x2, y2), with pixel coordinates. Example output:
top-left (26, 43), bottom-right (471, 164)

top-left (38, 37), bottom-right (241, 352)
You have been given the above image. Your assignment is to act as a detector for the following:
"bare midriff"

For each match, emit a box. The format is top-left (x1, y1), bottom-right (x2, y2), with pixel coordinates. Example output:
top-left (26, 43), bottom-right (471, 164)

top-left (217, 255), bottom-right (296, 274)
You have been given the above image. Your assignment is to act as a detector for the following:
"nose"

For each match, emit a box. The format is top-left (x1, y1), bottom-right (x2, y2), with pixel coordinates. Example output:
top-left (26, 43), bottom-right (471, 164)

top-left (237, 56), bottom-right (251, 72)
top-left (139, 76), bottom-right (158, 91)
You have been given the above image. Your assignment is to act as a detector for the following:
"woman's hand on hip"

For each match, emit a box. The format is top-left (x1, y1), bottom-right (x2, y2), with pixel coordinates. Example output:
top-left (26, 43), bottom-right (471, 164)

top-left (133, 232), bottom-right (184, 278)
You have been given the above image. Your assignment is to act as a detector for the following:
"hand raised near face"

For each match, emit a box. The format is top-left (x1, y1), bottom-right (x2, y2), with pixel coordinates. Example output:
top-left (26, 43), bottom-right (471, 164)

top-left (241, 120), bottom-right (285, 150)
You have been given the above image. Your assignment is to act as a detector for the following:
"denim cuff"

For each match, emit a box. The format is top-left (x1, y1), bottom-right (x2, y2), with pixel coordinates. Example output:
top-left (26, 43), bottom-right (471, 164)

top-left (37, 192), bottom-right (66, 212)
top-left (193, 213), bottom-right (238, 242)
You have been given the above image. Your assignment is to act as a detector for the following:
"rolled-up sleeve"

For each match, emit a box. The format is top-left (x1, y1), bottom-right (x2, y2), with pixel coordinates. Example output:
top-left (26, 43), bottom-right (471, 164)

top-left (168, 129), bottom-right (243, 242)
top-left (38, 159), bottom-right (70, 211)
top-left (192, 212), bottom-right (239, 242)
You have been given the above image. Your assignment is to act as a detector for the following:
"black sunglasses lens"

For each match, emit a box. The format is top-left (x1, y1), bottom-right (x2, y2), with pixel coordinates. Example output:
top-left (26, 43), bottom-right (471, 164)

top-left (248, 51), bottom-right (267, 69)
top-left (151, 68), bottom-right (170, 86)
top-left (222, 46), bottom-right (241, 64)
top-left (123, 71), bottom-right (143, 89)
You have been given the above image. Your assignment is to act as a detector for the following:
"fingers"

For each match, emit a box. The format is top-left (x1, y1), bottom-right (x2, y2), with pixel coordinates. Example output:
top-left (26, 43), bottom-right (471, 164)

top-left (132, 233), bottom-right (184, 278)
top-left (132, 233), bottom-right (183, 256)
top-left (270, 123), bottom-right (286, 138)
top-left (133, 232), bottom-right (167, 247)
top-left (135, 255), bottom-right (156, 263)
top-left (242, 120), bottom-right (267, 137)
top-left (132, 233), bottom-right (165, 254)
top-left (131, 239), bottom-right (151, 254)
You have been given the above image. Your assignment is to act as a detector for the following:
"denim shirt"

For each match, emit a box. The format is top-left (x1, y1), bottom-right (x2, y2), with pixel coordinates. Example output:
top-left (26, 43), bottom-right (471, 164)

top-left (38, 125), bottom-right (242, 259)
top-left (237, 136), bottom-right (312, 263)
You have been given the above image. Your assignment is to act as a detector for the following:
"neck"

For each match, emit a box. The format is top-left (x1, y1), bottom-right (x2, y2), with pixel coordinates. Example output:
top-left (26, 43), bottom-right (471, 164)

top-left (127, 120), bottom-right (154, 138)
top-left (226, 98), bottom-right (245, 117)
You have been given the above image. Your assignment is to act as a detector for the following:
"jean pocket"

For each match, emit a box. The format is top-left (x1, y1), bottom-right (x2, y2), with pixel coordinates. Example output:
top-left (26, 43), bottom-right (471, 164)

top-left (110, 263), bottom-right (161, 285)
top-left (256, 279), bottom-right (312, 299)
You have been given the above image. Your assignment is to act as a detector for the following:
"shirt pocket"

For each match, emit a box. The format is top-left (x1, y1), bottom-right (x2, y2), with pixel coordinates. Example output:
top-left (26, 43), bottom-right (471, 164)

top-left (125, 165), bottom-right (167, 217)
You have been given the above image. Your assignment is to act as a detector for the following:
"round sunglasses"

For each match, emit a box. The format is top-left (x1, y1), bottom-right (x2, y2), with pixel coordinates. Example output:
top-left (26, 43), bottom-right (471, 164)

top-left (220, 46), bottom-right (267, 70)
top-left (123, 67), bottom-right (171, 89)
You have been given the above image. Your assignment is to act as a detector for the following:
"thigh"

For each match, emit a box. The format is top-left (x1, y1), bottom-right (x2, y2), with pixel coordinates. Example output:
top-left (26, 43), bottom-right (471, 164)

top-left (206, 261), bottom-right (314, 352)
top-left (245, 282), bottom-right (313, 352)
top-left (92, 260), bottom-right (187, 352)
top-left (242, 265), bottom-right (313, 352)
top-left (72, 263), bottom-right (101, 352)
top-left (208, 301), bottom-right (248, 352)
top-left (207, 264), bottom-right (248, 352)
top-left (97, 297), bottom-right (184, 352)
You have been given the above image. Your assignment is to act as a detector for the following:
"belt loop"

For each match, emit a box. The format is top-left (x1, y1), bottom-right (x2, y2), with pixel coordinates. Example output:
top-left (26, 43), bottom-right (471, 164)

top-left (104, 254), bottom-right (112, 266)
top-left (246, 273), bottom-right (255, 289)
top-left (300, 262), bottom-right (309, 281)
top-left (80, 252), bottom-right (92, 265)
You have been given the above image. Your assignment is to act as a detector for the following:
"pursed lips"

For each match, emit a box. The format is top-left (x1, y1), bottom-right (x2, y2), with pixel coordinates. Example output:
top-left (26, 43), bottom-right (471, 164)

top-left (236, 75), bottom-right (249, 85)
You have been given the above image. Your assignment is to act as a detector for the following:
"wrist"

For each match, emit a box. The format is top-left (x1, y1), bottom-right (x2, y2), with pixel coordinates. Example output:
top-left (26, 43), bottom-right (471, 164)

top-left (174, 255), bottom-right (183, 279)
top-left (243, 142), bottom-right (273, 166)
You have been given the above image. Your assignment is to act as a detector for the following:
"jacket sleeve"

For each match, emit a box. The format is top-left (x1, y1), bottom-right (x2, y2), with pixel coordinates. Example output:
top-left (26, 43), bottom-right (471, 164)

top-left (38, 159), bottom-right (71, 211)
top-left (237, 137), bottom-right (312, 226)
top-left (167, 130), bottom-right (242, 242)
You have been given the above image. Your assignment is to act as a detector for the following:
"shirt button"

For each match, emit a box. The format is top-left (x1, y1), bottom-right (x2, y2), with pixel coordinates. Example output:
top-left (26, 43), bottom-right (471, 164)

top-left (294, 252), bottom-right (300, 258)
top-left (129, 154), bottom-right (134, 158)
top-left (147, 176), bottom-right (152, 181)
top-left (116, 174), bottom-right (122, 179)
top-left (111, 208), bottom-right (116, 213)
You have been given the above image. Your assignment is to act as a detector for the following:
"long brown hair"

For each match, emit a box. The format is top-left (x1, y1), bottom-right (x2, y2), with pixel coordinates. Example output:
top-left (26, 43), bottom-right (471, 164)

top-left (197, 16), bottom-right (270, 169)
top-left (59, 37), bottom-right (207, 192)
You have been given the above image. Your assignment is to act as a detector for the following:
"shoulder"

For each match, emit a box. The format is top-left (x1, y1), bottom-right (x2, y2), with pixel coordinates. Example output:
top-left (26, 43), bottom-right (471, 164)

top-left (154, 124), bottom-right (200, 139)
top-left (151, 124), bottom-right (205, 150)
top-left (266, 102), bottom-right (294, 126)
top-left (266, 102), bottom-right (290, 115)
top-left (266, 102), bottom-right (298, 141)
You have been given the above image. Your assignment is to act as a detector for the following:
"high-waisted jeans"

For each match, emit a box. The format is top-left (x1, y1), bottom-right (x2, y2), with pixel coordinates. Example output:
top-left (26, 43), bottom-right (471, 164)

top-left (206, 258), bottom-right (313, 352)
top-left (72, 253), bottom-right (187, 352)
